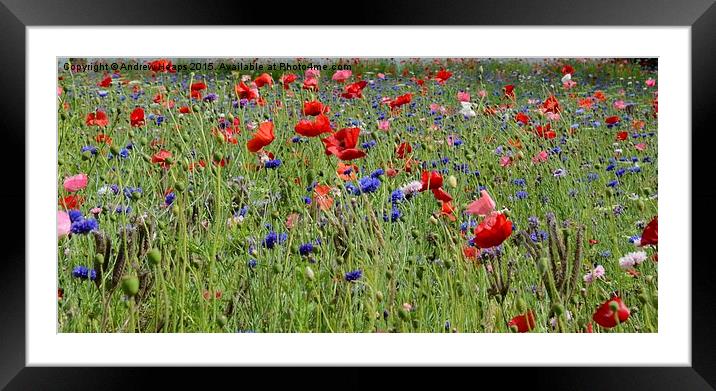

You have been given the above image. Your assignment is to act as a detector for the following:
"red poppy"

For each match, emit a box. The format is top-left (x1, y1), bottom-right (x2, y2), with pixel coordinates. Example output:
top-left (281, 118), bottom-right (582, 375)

top-left (593, 90), bottom-right (607, 102)
top-left (535, 123), bottom-right (556, 139)
top-left (616, 131), bottom-right (628, 141)
top-left (58, 287), bottom-right (64, 302)
top-left (130, 107), bottom-right (145, 127)
top-left (395, 142), bottom-right (412, 159)
top-left (463, 246), bottom-right (479, 259)
top-left (321, 127), bottom-right (366, 161)
top-left (439, 201), bottom-right (457, 221)
top-left (420, 170), bottom-right (443, 191)
top-left (389, 93), bottom-right (412, 110)
top-left (188, 160), bottom-right (207, 172)
top-left (148, 59), bottom-right (176, 73)
top-left (605, 116), bottom-right (620, 126)
top-left (59, 195), bottom-right (84, 210)
top-left (542, 95), bottom-right (561, 113)
top-left (235, 82), bottom-right (259, 101)
top-left (640, 216), bottom-right (658, 246)
top-left (508, 310), bottom-right (536, 333)
top-left (302, 101), bottom-right (330, 116)
top-left (153, 93), bottom-right (164, 104)
top-left (435, 69), bottom-right (453, 84)
top-left (95, 133), bottom-right (112, 145)
top-left (295, 114), bottom-right (332, 137)
top-left (589, 239), bottom-right (599, 246)
top-left (151, 150), bottom-right (172, 169)
top-left (432, 187), bottom-right (453, 202)
top-left (473, 212), bottom-right (513, 249)
top-left (336, 162), bottom-right (358, 181)
top-left (592, 296), bottom-right (630, 328)
top-left (578, 98), bottom-right (594, 109)
top-left (302, 77), bottom-right (318, 91)
top-left (279, 73), bottom-right (297, 89)
top-left (190, 82), bottom-right (207, 92)
top-left (97, 76), bottom-right (112, 88)
top-left (85, 111), bottom-right (109, 127)
top-left (341, 81), bottom-right (367, 99)
top-left (561, 65), bottom-right (575, 75)
top-left (246, 121), bottom-right (275, 152)
top-left (314, 184), bottom-right (334, 210)
top-left (178, 106), bottom-right (191, 114)
top-left (515, 112), bottom-right (530, 125)
top-left (254, 73), bottom-right (274, 88)
top-left (503, 84), bottom-right (515, 99)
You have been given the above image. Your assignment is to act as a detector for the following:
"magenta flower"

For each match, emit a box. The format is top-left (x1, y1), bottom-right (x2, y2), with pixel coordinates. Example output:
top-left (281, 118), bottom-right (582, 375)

top-left (63, 173), bottom-right (88, 192)
top-left (57, 210), bottom-right (71, 238)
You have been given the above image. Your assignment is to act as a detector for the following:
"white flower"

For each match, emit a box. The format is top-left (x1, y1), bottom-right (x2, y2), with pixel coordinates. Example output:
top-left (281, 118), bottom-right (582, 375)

top-left (619, 251), bottom-right (648, 270)
top-left (401, 180), bottom-right (423, 195)
top-left (458, 102), bottom-right (476, 118)
top-left (561, 73), bottom-right (572, 84)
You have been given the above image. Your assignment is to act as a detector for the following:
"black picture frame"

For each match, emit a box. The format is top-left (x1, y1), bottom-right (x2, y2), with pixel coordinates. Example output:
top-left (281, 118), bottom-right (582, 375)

top-left (2, 0), bottom-right (714, 389)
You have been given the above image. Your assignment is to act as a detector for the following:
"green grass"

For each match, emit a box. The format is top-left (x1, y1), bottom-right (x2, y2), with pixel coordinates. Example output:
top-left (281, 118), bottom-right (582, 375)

top-left (57, 58), bottom-right (658, 333)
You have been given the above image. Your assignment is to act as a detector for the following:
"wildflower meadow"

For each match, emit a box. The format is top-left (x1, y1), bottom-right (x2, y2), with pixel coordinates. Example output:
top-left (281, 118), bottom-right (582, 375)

top-left (57, 58), bottom-right (658, 333)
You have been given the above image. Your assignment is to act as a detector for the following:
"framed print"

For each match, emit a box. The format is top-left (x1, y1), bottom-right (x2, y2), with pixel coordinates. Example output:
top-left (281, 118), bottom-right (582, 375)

top-left (3, 0), bottom-right (716, 388)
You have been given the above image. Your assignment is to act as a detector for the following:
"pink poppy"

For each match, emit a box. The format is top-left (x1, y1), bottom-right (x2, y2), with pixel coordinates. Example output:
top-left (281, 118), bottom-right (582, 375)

top-left (563, 80), bottom-right (577, 89)
top-left (377, 73), bottom-right (386, 79)
top-left (57, 210), bottom-right (71, 238)
top-left (635, 143), bottom-right (647, 151)
top-left (63, 173), bottom-right (88, 192)
top-left (332, 70), bottom-right (352, 83)
top-left (478, 89), bottom-right (487, 98)
top-left (499, 156), bottom-right (512, 167)
top-left (466, 190), bottom-right (496, 216)
top-left (378, 120), bottom-right (390, 131)
top-left (532, 150), bottom-right (549, 164)
top-left (645, 78), bottom-right (656, 87)
top-left (305, 68), bottom-right (320, 79)
top-left (546, 112), bottom-right (561, 121)
top-left (457, 91), bottom-right (471, 102)
top-left (57, 86), bottom-right (63, 96)
top-left (613, 100), bottom-right (627, 110)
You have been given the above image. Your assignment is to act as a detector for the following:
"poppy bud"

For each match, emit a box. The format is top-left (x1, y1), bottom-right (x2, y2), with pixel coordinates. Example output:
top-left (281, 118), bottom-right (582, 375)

top-left (447, 175), bottom-right (457, 188)
top-left (217, 315), bottom-right (227, 327)
top-left (443, 258), bottom-right (453, 269)
top-left (638, 293), bottom-right (649, 305)
top-left (81, 151), bottom-right (92, 161)
top-left (305, 266), bottom-right (315, 281)
top-left (456, 281), bottom-right (464, 296)
top-left (147, 248), bottom-right (161, 266)
top-left (411, 228), bottom-right (420, 238)
top-left (429, 216), bottom-right (438, 224)
top-left (609, 301), bottom-right (620, 312)
top-left (94, 253), bottom-right (104, 265)
top-left (175, 181), bottom-right (186, 192)
top-left (375, 291), bottom-right (384, 302)
top-left (110, 144), bottom-right (121, 155)
top-left (192, 104), bottom-right (200, 112)
top-left (552, 303), bottom-right (565, 316)
top-left (637, 200), bottom-right (645, 211)
top-left (121, 275), bottom-right (139, 297)
top-left (516, 298), bottom-right (527, 313)
top-left (143, 154), bottom-right (152, 163)
top-left (58, 157), bottom-right (65, 166)
top-left (131, 191), bottom-right (142, 200)
top-left (227, 113), bottom-right (234, 122)
top-left (537, 257), bottom-right (550, 274)
top-left (411, 319), bottom-right (419, 329)
top-left (271, 210), bottom-right (280, 219)
top-left (140, 136), bottom-right (148, 145)
top-left (213, 151), bottom-right (223, 162)
top-left (398, 308), bottom-right (410, 321)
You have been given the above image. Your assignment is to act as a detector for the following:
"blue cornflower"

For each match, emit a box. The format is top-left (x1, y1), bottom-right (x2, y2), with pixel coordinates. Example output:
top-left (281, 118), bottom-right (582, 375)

top-left (528, 216), bottom-right (539, 228)
top-left (71, 218), bottom-right (99, 234)
top-left (239, 205), bottom-right (249, 217)
top-left (247, 259), bottom-right (257, 268)
top-left (515, 191), bottom-right (528, 200)
top-left (262, 232), bottom-right (278, 249)
top-left (628, 235), bottom-right (641, 244)
top-left (600, 250), bottom-right (612, 258)
top-left (68, 209), bottom-right (83, 223)
top-left (203, 93), bottom-right (218, 102)
top-left (299, 243), bottom-right (314, 256)
top-left (97, 90), bottom-right (109, 98)
top-left (123, 187), bottom-right (143, 200)
top-left (358, 176), bottom-right (381, 194)
top-left (361, 140), bottom-right (377, 149)
top-left (587, 173), bottom-right (599, 182)
top-left (119, 148), bottom-right (130, 159)
top-left (390, 189), bottom-right (405, 204)
top-left (370, 168), bottom-right (385, 179)
top-left (615, 168), bottom-right (626, 177)
top-left (513, 178), bottom-right (526, 187)
top-left (264, 159), bottom-right (282, 169)
top-left (344, 269), bottom-right (362, 282)
top-left (384, 207), bottom-right (401, 222)
top-left (81, 145), bottom-right (98, 156)
top-left (165, 192), bottom-right (176, 206)
top-left (291, 136), bottom-right (304, 143)
top-left (606, 164), bottom-right (616, 171)
top-left (452, 139), bottom-right (463, 146)
top-left (607, 180), bottom-right (619, 188)
top-left (303, 196), bottom-right (312, 205)
top-left (72, 265), bottom-right (97, 280)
